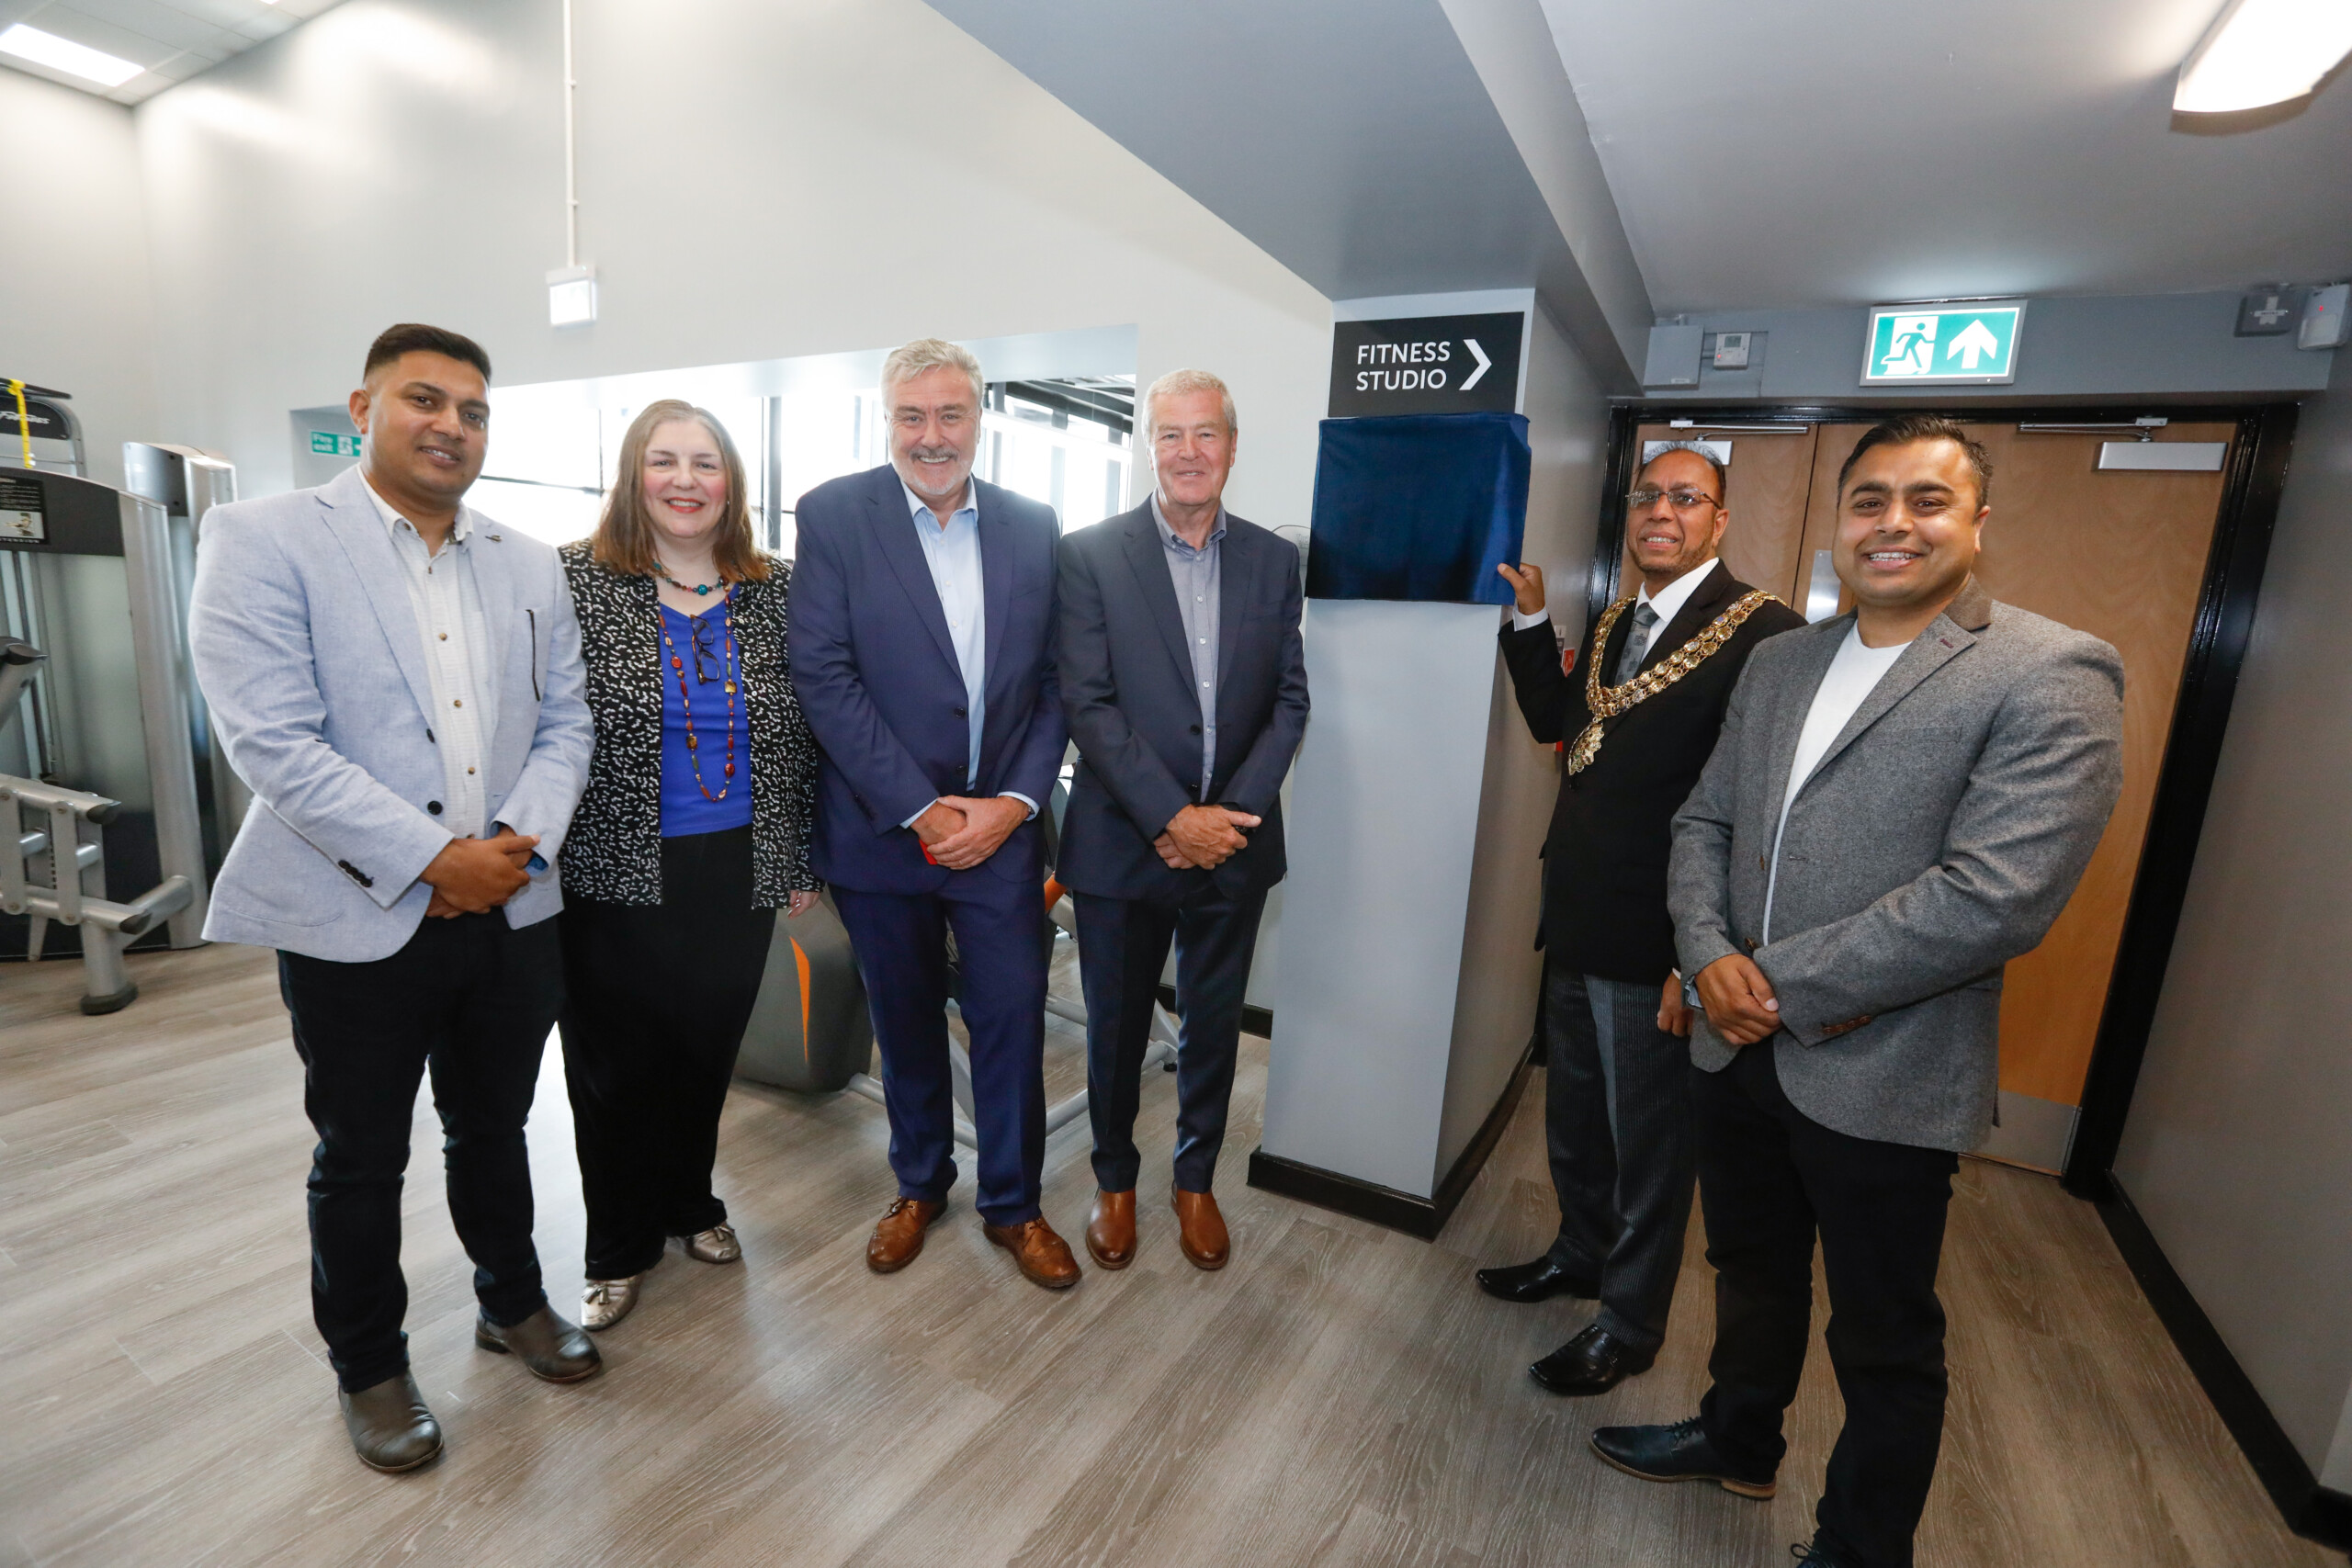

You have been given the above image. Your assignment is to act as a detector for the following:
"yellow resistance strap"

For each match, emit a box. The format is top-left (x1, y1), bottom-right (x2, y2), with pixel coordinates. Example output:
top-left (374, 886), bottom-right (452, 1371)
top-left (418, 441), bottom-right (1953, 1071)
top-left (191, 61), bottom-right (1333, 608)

top-left (6, 380), bottom-right (29, 469)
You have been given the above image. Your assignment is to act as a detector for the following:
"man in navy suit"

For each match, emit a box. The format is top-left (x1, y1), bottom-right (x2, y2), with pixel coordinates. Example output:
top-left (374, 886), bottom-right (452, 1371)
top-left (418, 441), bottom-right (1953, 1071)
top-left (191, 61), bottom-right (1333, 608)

top-left (788, 338), bottom-right (1079, 1289)
top-left (1056, 369), bottom-right (1307, 1274)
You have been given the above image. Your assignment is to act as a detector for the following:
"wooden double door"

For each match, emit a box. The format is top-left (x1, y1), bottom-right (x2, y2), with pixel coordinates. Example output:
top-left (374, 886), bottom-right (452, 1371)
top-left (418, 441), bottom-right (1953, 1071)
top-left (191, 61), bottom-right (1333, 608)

top-left (1621, 417), bottom-right (2236, 1170)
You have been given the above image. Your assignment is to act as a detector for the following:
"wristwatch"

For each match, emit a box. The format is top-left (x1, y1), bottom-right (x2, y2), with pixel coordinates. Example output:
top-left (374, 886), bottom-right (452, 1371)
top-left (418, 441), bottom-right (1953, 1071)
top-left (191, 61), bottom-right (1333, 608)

top-left (1679, 969), bottom-right (1702, 1011)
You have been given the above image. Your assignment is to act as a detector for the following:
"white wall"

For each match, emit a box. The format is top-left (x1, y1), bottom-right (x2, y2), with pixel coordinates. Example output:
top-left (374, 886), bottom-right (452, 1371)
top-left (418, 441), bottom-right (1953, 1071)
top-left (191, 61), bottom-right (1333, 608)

top-left (130, 0), bottom-right (1330, 522)
top-left (2115, 348), bottom-right (2352, 1482)
top-left (6, 69), bottom-right (159, 490)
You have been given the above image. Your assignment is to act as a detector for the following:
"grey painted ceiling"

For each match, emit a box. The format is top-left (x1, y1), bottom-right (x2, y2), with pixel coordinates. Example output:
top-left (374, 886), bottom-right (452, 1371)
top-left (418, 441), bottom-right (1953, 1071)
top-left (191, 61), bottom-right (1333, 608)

top-left (0, 0), bottom-right (341, 104)
top-left (1541, 0), bottom-right (2352, 311)
top-left (924, 0), bottom-right (1575, 309)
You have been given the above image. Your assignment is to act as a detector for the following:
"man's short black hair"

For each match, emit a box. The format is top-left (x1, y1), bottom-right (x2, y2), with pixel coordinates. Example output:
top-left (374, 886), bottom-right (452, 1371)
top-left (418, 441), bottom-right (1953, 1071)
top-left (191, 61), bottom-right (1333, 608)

top-left (1837, 414), bottom-right (1992, 508)
top-left (1639, 439), bottom-right (1727, 498)
top-left (364, 323), bottom-right (491, 384)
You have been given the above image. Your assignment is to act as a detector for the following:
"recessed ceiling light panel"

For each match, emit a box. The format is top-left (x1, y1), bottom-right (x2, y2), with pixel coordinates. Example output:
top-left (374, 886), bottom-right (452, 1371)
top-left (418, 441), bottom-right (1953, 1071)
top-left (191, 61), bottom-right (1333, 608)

top-left (2176, 0), bottom-right (2352, 113)
top-left (0, 23), bottom-right (143, 87)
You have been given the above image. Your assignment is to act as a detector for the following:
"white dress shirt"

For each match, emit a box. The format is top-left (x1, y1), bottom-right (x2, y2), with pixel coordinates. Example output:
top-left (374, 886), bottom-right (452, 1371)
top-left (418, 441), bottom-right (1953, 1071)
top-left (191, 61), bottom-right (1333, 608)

top-left (1760, 624), bottom-right (1913, 942)
top-left (363, 477), bottom-right (492, 839)
top-left (1515, 557), bottom-right (1722, 674)
top-left (899, 478), bottom-right (1036, 825)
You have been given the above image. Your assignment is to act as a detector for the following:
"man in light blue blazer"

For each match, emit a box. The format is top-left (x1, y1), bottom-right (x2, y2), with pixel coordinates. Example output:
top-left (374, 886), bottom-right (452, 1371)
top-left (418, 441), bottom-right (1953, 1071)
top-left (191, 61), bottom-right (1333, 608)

top-left (188, 324), bottom-right (597, 1474)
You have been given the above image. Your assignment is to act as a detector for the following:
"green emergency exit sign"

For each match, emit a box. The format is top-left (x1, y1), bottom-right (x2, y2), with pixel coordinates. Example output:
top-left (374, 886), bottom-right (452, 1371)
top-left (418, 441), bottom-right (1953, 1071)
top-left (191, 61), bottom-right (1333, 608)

top-left (1862, 301), bottom-right (2025, 386)
top-left (310, 431), bottom-right (362, 457)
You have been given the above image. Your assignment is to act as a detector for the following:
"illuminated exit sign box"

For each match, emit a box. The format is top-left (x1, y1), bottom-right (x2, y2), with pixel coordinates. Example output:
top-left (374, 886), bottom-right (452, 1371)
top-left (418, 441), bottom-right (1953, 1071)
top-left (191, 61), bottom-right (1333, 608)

top-left (1861, 300), bottom-right (2025, 386)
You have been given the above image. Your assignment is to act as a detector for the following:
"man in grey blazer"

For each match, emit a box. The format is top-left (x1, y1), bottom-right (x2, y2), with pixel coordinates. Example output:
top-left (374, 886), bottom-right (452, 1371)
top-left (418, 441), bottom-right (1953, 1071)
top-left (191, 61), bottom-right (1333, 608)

top-left (1590, 416), bottom-right (2123, 1568)
top-left (189, 324), bottom-right (597, 1474)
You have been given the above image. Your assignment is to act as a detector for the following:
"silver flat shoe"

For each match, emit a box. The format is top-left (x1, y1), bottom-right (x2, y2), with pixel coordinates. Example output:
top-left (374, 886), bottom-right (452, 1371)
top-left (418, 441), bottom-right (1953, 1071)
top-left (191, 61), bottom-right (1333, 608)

top-left (682, 1224), bottom-right (741, 1265)
top-left (581, 1275), bottom-right (642, 1331)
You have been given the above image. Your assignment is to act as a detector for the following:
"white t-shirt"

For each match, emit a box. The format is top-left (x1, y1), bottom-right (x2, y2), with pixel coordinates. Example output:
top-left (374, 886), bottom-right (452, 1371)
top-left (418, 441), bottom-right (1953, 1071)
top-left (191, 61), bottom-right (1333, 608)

top-left (1761, 625), bottom-right (1913, 942)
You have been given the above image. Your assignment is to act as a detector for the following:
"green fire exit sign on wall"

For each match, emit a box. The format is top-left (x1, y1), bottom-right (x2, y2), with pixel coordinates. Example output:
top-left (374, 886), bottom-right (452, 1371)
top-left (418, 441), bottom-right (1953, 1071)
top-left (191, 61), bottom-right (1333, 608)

top-left (1861, 301), bottom-right (2025, 386)
top-left (310, 432), bottom-right (362, 457)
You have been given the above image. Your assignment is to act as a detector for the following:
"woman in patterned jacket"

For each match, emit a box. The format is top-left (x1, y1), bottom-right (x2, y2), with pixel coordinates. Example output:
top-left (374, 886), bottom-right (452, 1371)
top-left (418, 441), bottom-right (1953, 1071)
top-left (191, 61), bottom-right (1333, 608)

top-left (556, 399), bottom-right (818, 1333)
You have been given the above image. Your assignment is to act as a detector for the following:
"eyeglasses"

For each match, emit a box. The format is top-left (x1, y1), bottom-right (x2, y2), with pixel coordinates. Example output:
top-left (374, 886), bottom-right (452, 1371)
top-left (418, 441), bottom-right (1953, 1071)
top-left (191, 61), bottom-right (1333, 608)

top-left (685, 614), bottom-right (729, 685)
top-left (1625, 487), bottom-right (1723, 513)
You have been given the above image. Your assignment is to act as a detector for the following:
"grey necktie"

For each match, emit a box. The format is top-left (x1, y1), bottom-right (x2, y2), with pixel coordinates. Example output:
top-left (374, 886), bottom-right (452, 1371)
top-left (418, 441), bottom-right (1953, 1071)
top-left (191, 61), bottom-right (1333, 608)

top-left (1613, 602), bottom-right (1658, 684)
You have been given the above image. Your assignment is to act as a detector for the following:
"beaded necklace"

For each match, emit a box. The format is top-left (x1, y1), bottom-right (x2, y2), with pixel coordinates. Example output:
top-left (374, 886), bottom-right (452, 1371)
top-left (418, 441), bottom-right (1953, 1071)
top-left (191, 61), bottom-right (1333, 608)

top-left (658, 584), bottom-right (739, 801)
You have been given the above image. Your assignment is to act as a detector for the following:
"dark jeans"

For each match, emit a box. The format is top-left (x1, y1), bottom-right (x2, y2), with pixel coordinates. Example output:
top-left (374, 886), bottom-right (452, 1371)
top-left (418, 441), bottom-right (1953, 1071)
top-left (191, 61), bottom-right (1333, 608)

top-left (277, 912), bottom-right (563, 1393)
top-left (1074, 882), bottom-right (1269, 1194)
top-left (558, 827), bottom-right (777, 1280)
top-left (831, 870), bottom-right (1049, 1226)
top-left (1543, 967), bottom-right (1697, 1353)
top-left (1694, 1038), bottom-right (1960, 1568)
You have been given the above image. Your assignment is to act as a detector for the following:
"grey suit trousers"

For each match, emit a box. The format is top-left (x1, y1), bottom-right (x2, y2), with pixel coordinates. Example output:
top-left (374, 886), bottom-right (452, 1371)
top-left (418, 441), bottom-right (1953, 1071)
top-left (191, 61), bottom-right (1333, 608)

top-left (1543, 966), bottom-right (1696, 1352)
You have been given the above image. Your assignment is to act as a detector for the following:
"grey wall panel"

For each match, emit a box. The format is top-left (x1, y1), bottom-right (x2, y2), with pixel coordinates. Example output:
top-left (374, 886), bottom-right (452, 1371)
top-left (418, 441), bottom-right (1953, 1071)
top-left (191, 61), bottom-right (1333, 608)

top-left (1435, 302), bottom-right (1606, 1172)
top-left (2115, 349), bottom-right (2352, 1474)
top-left (1645, 295), bottom-right (2332, 404)
top-left (1266, 599), bottom-right (1502, 1197)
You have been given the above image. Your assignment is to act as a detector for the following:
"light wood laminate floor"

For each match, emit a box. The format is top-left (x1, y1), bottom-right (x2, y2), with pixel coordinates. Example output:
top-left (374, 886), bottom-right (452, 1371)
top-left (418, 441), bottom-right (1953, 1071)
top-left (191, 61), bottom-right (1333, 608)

top-left (0, 942), bottom-right (2334, 1567)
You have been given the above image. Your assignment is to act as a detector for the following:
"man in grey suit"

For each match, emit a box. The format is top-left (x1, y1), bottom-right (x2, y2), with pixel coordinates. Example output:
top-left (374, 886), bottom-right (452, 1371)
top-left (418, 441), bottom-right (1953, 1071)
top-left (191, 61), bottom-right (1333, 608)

top-left (1590, 416), bottom-right (2124, 1568)
top-left (1057, 368), bottom-right (1307, 1273)
top-left (189, 324), bottom-right (598, 1474)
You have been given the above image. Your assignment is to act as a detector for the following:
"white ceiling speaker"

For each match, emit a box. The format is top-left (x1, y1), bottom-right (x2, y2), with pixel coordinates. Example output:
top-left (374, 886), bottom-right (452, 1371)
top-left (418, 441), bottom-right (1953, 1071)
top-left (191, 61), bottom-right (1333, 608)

top-left (2175, 0), bottom-right (2352, 113)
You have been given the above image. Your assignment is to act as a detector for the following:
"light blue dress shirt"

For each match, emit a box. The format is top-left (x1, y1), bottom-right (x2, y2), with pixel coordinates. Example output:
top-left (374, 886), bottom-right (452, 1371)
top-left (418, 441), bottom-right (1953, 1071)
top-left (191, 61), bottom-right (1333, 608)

top-left (899, 479), bottom-right (1036, 825)
top-left (1151, 494), bottom-right (1225, 797)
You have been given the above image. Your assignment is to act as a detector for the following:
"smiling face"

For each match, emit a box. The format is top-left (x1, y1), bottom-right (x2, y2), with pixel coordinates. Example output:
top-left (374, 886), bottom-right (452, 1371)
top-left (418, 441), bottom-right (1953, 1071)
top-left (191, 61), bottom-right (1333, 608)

top-left (1149, 386), bottom-right (1237, 513)
top-left (1626, 448), bottom-right (1726, 585)
top-left (1834, 436), bottom-right (1987, 620)
top-left (886, 364), bottom-right (981, 510)
top-left (639, 418), bottom-right (729, 553)
top-left (352, 351), bottom-right (489, 506)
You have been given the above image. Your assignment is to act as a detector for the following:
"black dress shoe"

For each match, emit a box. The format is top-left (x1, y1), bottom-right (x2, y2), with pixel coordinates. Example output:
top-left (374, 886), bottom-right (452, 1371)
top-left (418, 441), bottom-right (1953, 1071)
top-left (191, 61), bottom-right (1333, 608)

top-left (475, 1306), bottom-right (603, 1383)
top-left (1589, 1416), bottom-right (1777, 1498)
top-left (1529, 1323), bottom-right (1656, 1395)
top-left (1791, 1539), bottom-right (1858, 1566)
top-left (338, 1371), bottom-right (442, 1473)
top-left (1475, 1254), bottom-right (1599, 1303)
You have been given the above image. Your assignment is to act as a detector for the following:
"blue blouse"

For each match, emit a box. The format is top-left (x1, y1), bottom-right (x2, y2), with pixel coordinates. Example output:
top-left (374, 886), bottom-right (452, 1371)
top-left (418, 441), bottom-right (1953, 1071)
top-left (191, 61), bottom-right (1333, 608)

top-left (659, 601), bottom-right (755, 837)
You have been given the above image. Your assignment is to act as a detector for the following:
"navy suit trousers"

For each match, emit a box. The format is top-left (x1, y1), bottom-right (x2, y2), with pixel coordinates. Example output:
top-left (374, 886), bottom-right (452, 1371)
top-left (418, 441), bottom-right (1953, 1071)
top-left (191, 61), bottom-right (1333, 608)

top-left (1074, 884), bottom-right (1267, 1194)
top-left (832, 872), bottom-right (1049, 1226)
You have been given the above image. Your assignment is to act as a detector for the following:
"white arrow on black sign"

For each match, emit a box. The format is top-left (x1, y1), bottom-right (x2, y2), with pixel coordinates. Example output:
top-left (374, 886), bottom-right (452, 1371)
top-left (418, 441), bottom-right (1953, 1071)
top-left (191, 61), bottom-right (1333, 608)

top-left (1459, 339), bottom-right (1492, 391)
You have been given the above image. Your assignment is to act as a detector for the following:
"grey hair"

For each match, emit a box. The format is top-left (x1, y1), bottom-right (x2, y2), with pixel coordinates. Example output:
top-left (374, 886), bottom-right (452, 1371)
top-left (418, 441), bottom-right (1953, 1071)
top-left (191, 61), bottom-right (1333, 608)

top-left (1642, 440), bottom-right (1726, 496)
top-left (1143, 368), bottom-right (1238, 438)
top-left (880, 337), bottom-right (985, 409)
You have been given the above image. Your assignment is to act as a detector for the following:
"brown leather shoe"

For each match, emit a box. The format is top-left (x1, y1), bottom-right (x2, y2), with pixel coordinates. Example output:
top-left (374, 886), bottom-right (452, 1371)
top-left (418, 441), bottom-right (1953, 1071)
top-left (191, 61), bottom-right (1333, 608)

top-left (982, 1216), bottom-right (1082, 1290)
top-left (1172, 1188), bottom-right (1230, 1270)
top-left (1085, 1190), bottom-right (1136, 1269)
top-left (474, 1307), bottom-right (603, 1383)
top-left (866, 1197), bottom-right (945, 1274)
top-left (338, 1371), bottom-right (442, 1473)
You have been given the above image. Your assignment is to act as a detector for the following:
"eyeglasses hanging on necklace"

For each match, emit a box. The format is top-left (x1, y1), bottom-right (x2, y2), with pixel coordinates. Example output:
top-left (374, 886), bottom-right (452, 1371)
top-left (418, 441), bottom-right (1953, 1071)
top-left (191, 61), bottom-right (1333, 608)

top-left (659, 587), bottom-right (739, 802)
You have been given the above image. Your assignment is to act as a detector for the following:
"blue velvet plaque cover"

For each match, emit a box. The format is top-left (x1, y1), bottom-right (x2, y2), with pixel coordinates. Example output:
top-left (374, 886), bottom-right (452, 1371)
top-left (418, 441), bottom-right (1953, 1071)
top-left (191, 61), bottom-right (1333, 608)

top-left (1304, 412), bottom-right (1530, 605)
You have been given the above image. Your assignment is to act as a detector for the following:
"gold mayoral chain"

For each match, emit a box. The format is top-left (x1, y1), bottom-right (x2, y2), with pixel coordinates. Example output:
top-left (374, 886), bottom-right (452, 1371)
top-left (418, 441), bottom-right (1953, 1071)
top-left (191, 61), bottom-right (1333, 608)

top-left (1564, 589), bottom-right (1781, 776)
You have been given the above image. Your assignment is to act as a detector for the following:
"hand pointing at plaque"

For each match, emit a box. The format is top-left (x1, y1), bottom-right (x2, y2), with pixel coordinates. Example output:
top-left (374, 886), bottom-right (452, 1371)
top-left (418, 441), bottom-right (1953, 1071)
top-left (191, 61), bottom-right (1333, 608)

top-left (1498, 561), bottom-right (1545, 617)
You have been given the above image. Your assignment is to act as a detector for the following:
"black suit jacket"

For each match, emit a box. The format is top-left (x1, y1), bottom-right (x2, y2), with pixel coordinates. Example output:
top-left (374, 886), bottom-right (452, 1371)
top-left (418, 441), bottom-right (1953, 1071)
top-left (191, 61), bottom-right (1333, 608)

top-left (1057, 503), bottom-right (1308, 901)
top-left (1501, 560), bottom-right (1804, 983)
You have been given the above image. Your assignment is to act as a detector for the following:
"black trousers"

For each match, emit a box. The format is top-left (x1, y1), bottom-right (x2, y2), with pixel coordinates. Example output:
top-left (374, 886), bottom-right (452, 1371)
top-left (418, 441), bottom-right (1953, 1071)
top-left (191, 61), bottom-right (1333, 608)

top-left (558, 827), bottom-right (777, 1280)
top-left (1542, 967), bottom-right (1697, 1353)
top-left (277, 912), bottom-right (564, 1393)
top-left (1074, 881), bottom-right (1268, 1194)
top-left (1694, 1039), bottom-right (1960, 1568)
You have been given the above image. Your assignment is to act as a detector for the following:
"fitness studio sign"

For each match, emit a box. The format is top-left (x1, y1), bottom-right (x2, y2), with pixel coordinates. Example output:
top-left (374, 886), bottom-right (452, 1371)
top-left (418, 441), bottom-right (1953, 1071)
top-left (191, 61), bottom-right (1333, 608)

top-left (1328, 311), bottom-right (1524, 417)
